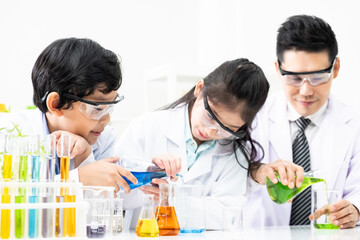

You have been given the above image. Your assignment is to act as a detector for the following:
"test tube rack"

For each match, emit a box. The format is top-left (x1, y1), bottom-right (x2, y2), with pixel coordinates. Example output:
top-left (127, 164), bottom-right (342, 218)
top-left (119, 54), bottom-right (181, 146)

top-left (0, 181), bottom-right (88, 239)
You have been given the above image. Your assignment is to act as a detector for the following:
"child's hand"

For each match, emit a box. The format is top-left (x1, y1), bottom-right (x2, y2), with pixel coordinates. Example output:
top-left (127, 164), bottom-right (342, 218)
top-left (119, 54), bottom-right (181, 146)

top-left (78, 157), bottom-right (138, 194)
top-left (251, 159), bottom-right (304, 188)
top-left (152, 153), bottom-right (182, 181)
top-left (139, 178), bottom-right (168, 203)
top-left (52, 130), bottom-right (92, 167)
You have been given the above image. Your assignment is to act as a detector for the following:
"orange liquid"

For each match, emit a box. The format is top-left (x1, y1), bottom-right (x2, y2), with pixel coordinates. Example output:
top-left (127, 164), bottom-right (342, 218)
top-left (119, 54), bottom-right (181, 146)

top-left (64, 195), bottom-right (76, 237)
top-left (156, 206), bottom-right (180, 236)
top-left (60, 157), bottom-right (70, 196)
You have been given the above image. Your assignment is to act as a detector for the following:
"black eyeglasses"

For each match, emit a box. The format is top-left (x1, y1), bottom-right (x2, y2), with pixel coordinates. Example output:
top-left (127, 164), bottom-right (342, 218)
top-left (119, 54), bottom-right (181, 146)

top-left (62, 93), bottom-right (124, 106)
top-left (203, 91), bottom-right (247, 139)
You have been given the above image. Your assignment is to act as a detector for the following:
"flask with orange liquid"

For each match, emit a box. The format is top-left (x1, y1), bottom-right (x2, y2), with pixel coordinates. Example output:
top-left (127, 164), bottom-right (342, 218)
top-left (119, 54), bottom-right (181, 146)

top-left (156, 184), bottom-right (180, 236)
top-left (135, 194), bottom-right (159, 237)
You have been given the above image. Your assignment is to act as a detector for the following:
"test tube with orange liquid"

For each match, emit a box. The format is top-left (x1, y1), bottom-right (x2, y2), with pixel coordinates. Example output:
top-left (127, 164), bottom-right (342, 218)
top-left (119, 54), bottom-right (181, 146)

top-left (156, 184), bottom-right (180, 236)
top-left (56, 134), bottom-right (76, 237)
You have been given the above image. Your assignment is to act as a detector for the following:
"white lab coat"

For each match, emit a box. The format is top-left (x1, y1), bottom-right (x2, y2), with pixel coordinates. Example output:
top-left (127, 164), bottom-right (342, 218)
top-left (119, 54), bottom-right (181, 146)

top-left (243, 92), bottom-right (360, 227)
top-left (115, 105), bottom-right (248, 230)
top-left (0, 109), bottom-right (117, 180)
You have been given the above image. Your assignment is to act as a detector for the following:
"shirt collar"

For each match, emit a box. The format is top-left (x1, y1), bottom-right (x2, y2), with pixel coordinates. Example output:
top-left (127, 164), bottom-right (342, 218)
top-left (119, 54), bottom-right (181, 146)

top-left (287, 100), bottom-right (328, 127)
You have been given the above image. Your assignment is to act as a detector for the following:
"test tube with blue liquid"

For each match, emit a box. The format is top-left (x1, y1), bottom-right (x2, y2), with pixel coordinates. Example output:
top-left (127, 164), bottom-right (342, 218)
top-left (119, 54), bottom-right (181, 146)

top-left (15, 136), bottom-right (29, 239)
top-left (42, 134), bottom-right (56, 238)
top-left (28, 134), bottom-right (41, 238)
top-left (1, 134), bottom-right (13, 239)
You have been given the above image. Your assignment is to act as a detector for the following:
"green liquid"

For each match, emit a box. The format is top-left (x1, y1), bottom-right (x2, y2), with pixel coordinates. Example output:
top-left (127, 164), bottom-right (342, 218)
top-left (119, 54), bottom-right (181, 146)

top-left (266, 176), bottom-right (325, 204)
top-left (314, 223), bottom-right (339, 229)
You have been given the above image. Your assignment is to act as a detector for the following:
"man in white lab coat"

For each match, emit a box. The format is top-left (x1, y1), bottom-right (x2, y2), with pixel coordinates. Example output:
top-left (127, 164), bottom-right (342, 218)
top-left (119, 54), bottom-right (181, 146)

top-left (244, 15), bottom-right (360, 228)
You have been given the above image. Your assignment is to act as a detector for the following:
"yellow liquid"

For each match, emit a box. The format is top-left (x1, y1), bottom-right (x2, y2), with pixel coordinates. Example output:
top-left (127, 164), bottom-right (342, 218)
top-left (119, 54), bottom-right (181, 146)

top-left (55, 196), bottom-right (63, 237)
top-left (60, 157), bottom-right (70, 196)
top-left (1, 194), bottom-right (11, 239)
top-left (135, 219), bottom-right (159, 237)
top-left (3, 155), bottom-right (12, 195)
top-left (64, 195), bottom-right (76, 237)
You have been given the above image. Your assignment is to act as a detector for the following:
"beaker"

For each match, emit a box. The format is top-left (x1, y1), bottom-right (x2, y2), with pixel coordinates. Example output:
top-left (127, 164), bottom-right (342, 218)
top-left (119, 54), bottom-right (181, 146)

top-left (173, 184), bottom-right (205, 233)
top-left (82, 186), bottom-right (114, 238)
top-left (266, 169), bottom-right (326, 204)
top-left (156, 184), bottom-right (180, 236)
top-left (135, 194), bottom-right (159, 237)
top-left (312, 189), bottom-right (340, 229)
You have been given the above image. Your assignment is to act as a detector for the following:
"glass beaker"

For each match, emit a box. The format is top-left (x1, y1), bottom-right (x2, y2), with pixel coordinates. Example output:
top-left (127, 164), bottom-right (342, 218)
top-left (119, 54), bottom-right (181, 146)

top-left (266, 169), bottom-right (326, 204)
top-left (82, 186), bottom-right (114, 238)
top-left (135, 194), bottom-right (159, 237)
top-left (156, 184), bottom-right (180, 236)
top-left (312, 189), bottom-right (340, 229)
top-left (173, 184), bottom-right (205, 233)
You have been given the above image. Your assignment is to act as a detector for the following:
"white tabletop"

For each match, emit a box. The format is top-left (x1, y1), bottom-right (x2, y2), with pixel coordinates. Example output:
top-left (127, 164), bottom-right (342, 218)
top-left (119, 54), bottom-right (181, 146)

top-left (116, 226), bottom-right (360, 240)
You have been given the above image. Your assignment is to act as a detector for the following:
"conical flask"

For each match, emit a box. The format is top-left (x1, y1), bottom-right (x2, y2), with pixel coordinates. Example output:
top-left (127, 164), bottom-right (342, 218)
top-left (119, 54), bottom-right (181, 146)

top-left (266, 169), bottom-right (326, 204)
top-left (156, 184), bottom-right (180, 236)
top-left (135, 194), bottom-right (159, 237)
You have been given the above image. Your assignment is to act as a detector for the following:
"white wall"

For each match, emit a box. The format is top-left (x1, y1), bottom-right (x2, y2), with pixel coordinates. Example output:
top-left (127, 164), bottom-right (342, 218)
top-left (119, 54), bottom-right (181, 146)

top-left (1, 0), bottom-right (359, 135)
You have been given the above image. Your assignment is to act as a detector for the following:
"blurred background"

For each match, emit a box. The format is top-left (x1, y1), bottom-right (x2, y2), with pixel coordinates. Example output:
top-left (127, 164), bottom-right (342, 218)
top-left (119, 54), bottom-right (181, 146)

top-left (1, 0), bottom-right (359, 136)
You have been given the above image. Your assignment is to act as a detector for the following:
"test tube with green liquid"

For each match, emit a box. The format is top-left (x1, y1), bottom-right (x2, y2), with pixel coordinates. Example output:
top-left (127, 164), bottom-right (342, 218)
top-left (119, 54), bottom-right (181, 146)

top-left (29, 135), bottom-right (40, 238)
top-left (15, 136), bottom-right (29, 239)
top-left (1, 134), bottom-right (13, 239)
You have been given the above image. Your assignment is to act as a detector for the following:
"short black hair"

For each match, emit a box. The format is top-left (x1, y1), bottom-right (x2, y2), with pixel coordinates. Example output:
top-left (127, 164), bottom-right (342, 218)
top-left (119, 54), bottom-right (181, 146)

top-left (32, 38), bottom-right (122, 112)
top-left (276, 15), bottom-right (338, 62)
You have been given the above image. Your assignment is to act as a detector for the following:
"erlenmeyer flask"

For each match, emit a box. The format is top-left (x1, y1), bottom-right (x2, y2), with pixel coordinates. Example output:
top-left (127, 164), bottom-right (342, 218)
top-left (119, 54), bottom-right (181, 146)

top-left (156, 184), bottom-right (180, 236)
top-left (266, 169), bottom-right (326, 204)
top-left (135, 194), bottom-right (159, 237)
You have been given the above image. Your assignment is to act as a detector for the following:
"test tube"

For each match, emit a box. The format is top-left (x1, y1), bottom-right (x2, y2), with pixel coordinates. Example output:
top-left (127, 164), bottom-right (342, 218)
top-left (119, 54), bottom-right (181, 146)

top-left (42, 134), bottom-right (56, 238)
top-left (29, 135), bottom-right (40, 238)
top-left (1, 134), bottom-right (12, 239)
top-left (15, 137), bottom-right (29, 239)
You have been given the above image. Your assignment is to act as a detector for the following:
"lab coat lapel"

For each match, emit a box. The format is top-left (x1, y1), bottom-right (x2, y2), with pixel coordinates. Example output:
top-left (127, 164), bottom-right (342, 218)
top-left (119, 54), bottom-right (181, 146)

top-left (311, 97), bottom-right (353, 189)
top-left (268, 95), bottom-right (293, 163)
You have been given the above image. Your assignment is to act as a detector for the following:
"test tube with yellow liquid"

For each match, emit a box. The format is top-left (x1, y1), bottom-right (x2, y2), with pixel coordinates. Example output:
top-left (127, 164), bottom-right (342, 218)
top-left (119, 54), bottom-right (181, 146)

top-left (1, 134), bottom-right (13, 239)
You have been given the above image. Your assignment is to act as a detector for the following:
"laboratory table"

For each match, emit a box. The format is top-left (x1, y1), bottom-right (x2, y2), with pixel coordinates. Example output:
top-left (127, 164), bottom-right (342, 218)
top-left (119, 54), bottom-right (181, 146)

top-left (116, 226), bottom-right (360, 240)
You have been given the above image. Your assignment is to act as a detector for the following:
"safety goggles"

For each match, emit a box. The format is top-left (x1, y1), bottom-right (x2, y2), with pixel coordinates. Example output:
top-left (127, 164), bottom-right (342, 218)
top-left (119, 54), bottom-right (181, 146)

top-left (63, 93), bottom-right (124, 120)
top-left (278, 58), bottom-right (336, 87)
top-left (200, 92), bottom-right (247, 140)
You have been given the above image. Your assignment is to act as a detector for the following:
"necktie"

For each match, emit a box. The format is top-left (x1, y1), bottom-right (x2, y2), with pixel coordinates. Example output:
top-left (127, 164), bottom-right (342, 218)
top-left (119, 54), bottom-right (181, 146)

top-left (290, 117), bottom-right (311, 225)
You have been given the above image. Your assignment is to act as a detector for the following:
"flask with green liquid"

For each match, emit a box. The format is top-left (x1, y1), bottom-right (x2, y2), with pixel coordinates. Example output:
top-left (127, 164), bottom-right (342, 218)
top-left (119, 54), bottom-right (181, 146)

top-left (266, 170), bottom-right (325, 204)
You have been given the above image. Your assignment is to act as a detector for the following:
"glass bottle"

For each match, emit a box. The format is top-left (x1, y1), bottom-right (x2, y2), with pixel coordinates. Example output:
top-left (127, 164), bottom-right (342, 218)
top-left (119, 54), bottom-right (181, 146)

top-left (156, 184), bottom-right (180, 236)
top-left (135, 194), bottom-right (159, 237)
top-left (266, 169), bottom-right (326, 204)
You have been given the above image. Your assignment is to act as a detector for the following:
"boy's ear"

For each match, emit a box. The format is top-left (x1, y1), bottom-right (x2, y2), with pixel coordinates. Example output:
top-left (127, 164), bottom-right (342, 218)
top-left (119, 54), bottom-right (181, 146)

top-left (194, 79), bottom-right (205, 97)
top-left (46, 92), bottom-right (63, 117)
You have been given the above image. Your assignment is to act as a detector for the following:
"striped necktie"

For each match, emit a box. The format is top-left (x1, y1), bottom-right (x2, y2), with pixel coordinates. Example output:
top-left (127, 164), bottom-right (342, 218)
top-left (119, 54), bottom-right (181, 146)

top-left (290, 117), bottom-right (311, 225)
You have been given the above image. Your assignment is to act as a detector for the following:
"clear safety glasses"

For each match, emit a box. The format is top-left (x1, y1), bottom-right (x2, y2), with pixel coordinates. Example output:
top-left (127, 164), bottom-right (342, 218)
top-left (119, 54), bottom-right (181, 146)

top-left (63, 93), bottom-right (124, 120)
top-left (200, 92), bottom-right (247, 140)
top-left (278, 58), bottom-right (337, 87)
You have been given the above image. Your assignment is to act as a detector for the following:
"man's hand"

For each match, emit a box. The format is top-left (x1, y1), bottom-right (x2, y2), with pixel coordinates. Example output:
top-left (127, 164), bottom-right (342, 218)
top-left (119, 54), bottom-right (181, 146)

top-left (309, 199), bottom-right (360, 229)
top-left (78, 157), bottom-right (138, 194)
top-left (251, 159), bottom-right (304, 189)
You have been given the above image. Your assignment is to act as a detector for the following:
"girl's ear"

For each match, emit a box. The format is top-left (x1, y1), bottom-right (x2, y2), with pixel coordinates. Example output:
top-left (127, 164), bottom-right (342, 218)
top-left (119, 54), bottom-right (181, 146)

top-left (46, 92), bottom-right (63, 117)
top-left (194, 79), bottom-right (205, 97)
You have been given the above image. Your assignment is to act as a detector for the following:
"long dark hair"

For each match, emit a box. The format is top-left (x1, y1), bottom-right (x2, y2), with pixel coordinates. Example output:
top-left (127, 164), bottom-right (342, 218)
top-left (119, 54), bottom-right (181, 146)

top-left (165, 58), bottom-right (269, 175)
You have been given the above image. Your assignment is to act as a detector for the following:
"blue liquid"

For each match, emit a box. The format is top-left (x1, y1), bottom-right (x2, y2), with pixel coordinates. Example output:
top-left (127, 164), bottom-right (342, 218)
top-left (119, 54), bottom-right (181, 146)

top-left (29, 195), bottom-right (39, 238)
top-left (180, 228), bottom-right (205, 233)
top-left (124, 171), bottom-right (167, 189)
